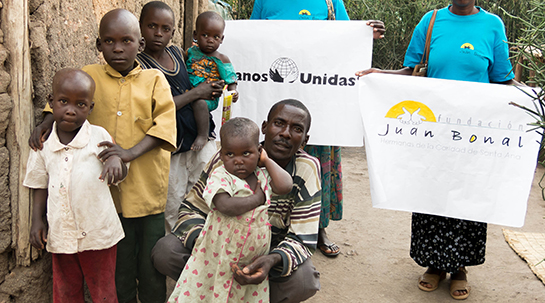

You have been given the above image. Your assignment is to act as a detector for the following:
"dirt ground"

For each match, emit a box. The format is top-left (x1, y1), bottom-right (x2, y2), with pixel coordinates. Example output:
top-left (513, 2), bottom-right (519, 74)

top-left (308, 147), bottom-right (545, 303)
top-left (165, 146), bottom-right (545, 302)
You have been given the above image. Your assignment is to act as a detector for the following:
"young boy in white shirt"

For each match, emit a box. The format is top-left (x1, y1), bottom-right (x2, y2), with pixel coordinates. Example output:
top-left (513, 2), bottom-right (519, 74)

top-left (24, 68), bottom-right (126, 303)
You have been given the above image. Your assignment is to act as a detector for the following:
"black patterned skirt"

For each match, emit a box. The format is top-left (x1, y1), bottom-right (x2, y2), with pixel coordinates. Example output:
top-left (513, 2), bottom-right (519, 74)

top-left (410, 213), bottom-right (487, 273)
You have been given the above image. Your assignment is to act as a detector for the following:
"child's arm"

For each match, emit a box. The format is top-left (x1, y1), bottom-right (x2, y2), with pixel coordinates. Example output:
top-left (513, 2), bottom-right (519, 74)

top-left (212, 184), bottom-right (265, 217)
top-left (100, 155), bottom-right (128, 185)
top-left (29, 113), bottom-right (54, 151)
top-left (227, 83), bottom-right (239, 103)
top-left (259, 149), bottom-right (293, 195)
top-left (173, 80), bottom-right (224, 110)
top-left (30, 188), bottom-right (48, 250)
top-left (217, 53), bottom-right (239, 102)
top-left (97, 135), bottom-right (164, 163)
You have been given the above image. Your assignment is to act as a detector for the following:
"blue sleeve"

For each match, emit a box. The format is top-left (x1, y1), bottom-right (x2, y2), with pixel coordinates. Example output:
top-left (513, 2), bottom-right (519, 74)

top-left (250, 0), bottom-right (262, 19)
top-left (403, 10), bottom-right (434, 68)
top-left (489, 17), bottom-right (515, 82)
top-left (334, 0), bottom-right (349, 20)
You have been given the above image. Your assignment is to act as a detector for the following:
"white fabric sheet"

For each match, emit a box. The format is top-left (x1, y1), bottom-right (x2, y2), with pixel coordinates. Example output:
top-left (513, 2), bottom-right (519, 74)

top-left (359, 73), bottom-right (541, 227)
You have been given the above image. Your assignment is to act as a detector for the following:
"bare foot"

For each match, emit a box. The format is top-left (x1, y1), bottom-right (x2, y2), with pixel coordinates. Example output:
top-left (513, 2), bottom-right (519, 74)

top-left (191, 135), bottom-right (207, 151)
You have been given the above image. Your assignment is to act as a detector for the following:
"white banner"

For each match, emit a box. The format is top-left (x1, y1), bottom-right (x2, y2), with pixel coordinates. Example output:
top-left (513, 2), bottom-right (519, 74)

top-left (359, 73), bottom-right (541, 227)
top-left (212, 20), bottom-right (373, 146)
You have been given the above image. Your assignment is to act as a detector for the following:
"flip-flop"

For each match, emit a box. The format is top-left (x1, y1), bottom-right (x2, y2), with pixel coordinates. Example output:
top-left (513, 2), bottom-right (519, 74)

top-left (417, 271), bottom-right (446, 292)
top-left (450, 279), bottom-right (471, 300)
top-left (318, 243), bottom-right (340, 257)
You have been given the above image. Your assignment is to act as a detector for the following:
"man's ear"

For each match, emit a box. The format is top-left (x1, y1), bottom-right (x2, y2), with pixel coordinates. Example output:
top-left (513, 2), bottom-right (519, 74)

top-left (139, 37), bottom-right (145, 52)
top-left (261, 120), bottom-right (268, 134)
top-left (301, 135), bottom-right (310, 149)
top-left (96, 38), bottom-right (102, 52)
top-left (89, 102), bottom-right (95, 114)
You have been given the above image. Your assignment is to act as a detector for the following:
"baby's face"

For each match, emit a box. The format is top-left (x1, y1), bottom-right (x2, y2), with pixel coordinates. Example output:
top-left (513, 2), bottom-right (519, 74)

top-left (220, 136), bottom-right (260, 180)
top-left (50, 80), bottom-right (94, 135)
top-left (194, 18), bottom-right (224, 54)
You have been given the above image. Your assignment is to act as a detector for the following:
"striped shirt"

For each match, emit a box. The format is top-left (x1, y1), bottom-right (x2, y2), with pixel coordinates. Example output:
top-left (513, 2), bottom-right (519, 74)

top-left (172, 149), bottom-right (321, 277)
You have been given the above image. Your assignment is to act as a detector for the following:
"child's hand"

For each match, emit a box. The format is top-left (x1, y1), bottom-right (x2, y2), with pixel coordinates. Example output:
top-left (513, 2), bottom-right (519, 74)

top-left (195, 80), bottom-right (224, 100)
top-left (258, 147), bottom-right (270, 167)
top-left (231, 91), bottom-right (239, 103)
top-left (29, 114), bottom-right (54, 151)
top-left (253, 180), bottom-right (265, 205)
top-left (30, 219), bottom-right (47, 250)
top-left (98, 141), bottom-right (135, 163)
top-left (100, 155), bottom-right (127, 185)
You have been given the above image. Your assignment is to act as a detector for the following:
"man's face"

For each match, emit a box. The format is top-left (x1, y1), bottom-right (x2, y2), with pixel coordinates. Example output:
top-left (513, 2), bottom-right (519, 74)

top-left (140, 8), bottom-right (175, 54)
top-left (97, 15), bottom-right (144, 76)
top-left (262, 104), bottom-right (310, 168)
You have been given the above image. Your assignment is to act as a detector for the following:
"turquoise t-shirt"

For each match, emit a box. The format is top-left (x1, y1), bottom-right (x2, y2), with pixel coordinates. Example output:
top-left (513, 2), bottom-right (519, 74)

top-left (250, 0), bottom-right (349, 20)
top-left (404, 6), bottom-right (514, 83)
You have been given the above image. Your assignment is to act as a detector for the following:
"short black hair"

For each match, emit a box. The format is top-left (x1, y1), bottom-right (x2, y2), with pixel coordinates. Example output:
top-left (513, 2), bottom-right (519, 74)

top-left (220, 117), bottom-right (260, 146)
top-left (52, 68), bottom-right (95, 96)
top-left (140, 1), bottom-right (175, 26)
top-left (267, 99), bottom-right (312, 132)
top-left (196, 11), bottom-right (225, 31)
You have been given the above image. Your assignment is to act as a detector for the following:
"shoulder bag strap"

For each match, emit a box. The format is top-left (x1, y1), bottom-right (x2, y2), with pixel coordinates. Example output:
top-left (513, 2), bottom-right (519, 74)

top-left (326, 0), bottom-right (335, 20)
top-left (420, 9), bottom-right (438, 65)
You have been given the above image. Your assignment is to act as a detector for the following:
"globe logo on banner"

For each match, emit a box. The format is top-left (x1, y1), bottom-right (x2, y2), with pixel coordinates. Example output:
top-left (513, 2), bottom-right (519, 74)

top-left (269, 57), bottom-right (299, 83)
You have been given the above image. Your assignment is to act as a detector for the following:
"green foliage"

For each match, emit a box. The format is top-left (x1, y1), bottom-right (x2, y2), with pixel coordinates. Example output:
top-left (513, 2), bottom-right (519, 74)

top-left (222, 0), bottom-right (530, 70)
top-left (505, 0), bottom-right (545, 198)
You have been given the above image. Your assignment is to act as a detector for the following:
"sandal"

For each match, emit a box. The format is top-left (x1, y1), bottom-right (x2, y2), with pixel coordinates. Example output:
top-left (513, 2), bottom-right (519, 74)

top-left (318, 242), bottom-right (340, 257)
top-left (450, 271), bottom-right (471, 300)
top-left (417, 271), bottom-right (446, 292)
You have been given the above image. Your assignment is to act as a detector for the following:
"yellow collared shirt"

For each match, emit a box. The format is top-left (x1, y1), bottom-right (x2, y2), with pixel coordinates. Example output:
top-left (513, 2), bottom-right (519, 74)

top-left (44, 63), bottom-right (177, 217)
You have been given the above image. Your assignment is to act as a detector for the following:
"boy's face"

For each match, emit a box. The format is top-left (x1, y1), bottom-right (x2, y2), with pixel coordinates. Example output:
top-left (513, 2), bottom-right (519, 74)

top-left (141, 8), bottom-right (175, 54)
top-left (193, 18), bottom-right (224, 55)
top-left (220, 136), bottom-right (260, 180)
top-left (49, 79), bottom-right (94, 135)
top-left (97, 13), bottom-right (144, 76)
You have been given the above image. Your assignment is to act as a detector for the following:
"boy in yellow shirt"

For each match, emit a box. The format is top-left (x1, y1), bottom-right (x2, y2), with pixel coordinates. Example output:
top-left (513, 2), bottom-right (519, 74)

top-left (30, 9), bottom-right (176, 303)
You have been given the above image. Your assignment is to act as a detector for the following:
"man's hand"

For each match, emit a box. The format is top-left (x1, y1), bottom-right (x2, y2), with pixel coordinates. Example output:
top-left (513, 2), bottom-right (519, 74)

top-left (98, 141), bottom-right (135, 163)
top-left (100, 155), bottom-right (127, 185)
top-left (231, 254), bottom-right (281, 285)
top-left (366, 20), bottom-right (386, 39)
top-left (29, 113), bottom-right (54, 151)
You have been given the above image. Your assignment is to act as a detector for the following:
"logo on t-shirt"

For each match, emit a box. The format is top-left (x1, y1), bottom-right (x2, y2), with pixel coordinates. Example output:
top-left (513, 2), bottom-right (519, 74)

top-left (460, 43), bottom-right (475, 50)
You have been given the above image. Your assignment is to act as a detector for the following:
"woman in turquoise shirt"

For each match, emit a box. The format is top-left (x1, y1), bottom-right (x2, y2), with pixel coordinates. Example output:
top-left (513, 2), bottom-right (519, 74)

top-left (356, 0), bottom-right (518, 300)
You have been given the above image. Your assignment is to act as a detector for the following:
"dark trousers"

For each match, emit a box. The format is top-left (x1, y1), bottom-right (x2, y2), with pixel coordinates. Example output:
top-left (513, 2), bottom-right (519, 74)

top-left (116, 213), bottom-right (166, 303)
top-left (151, 233), bottom-right (321, 303)
top-left (52, 245), bottom-right (118, 303)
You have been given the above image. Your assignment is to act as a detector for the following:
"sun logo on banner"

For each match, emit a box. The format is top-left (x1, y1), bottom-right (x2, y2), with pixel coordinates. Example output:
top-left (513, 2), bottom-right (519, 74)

top-left (299, 9), bottom-right (311, 16)
top-left (460, 43), bottom-right (474, 50)
top-left (269, 57), bottom-right (299, 83)
top-left (385, 101), bottom-right (436, 125)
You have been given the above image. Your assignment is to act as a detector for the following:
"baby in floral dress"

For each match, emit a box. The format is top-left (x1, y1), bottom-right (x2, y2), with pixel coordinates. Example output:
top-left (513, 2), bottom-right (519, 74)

top-left (186, 11), bottom-right (238, 150)
top-left (168, 117), bottom-right (292, 302)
